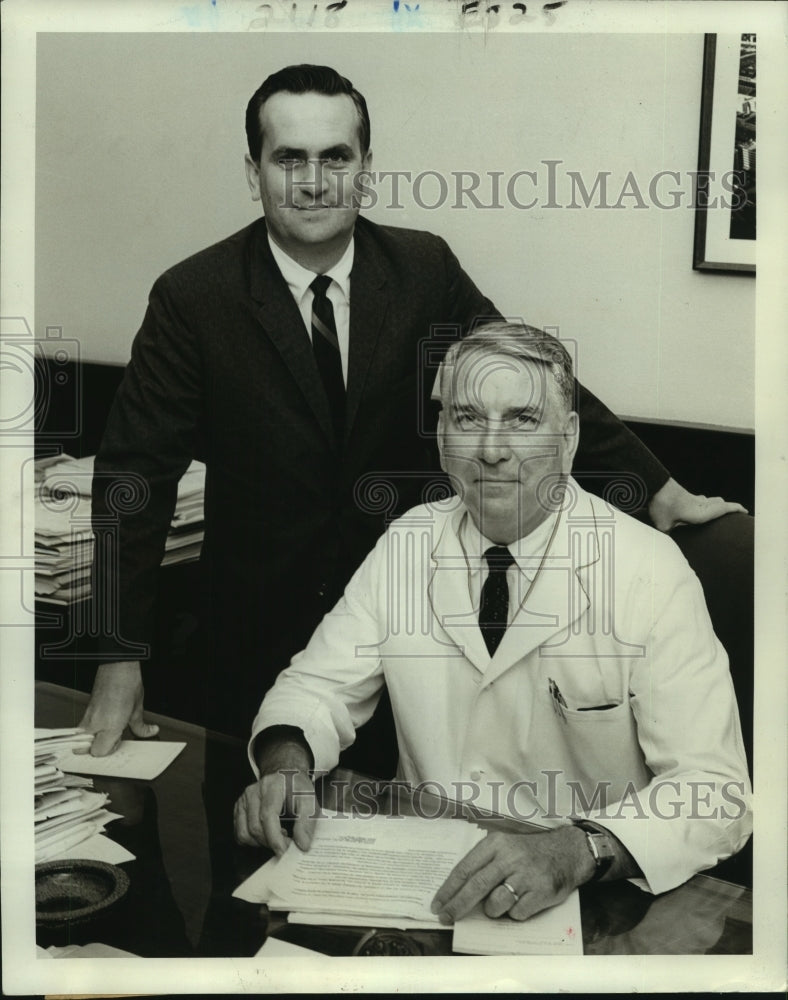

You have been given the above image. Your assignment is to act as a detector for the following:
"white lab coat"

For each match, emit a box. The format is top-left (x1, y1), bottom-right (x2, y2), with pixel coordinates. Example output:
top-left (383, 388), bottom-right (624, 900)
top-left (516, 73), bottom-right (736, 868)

top-left (250, 480), bottom-right (751, 893)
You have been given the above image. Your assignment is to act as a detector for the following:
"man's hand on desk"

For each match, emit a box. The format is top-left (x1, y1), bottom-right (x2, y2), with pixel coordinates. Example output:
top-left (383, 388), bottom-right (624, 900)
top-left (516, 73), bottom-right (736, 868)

top-left (234, 729), bottom-right (317, 857)
top-left (431, 824), bottom-right (637, 925)
top-left (648, 477), bottom-right (748, 533)
top-left (77, 661), bottom-right (159, 756)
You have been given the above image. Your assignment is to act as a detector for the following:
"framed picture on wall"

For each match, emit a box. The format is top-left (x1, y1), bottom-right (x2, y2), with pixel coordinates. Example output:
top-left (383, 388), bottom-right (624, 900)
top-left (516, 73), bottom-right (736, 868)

top-left (693, 33), bottom-right (756, 274)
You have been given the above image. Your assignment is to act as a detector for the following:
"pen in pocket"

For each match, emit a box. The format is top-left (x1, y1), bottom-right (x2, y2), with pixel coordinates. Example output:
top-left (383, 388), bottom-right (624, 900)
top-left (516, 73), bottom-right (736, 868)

top-left (548, 677), bottom-right (568, 722)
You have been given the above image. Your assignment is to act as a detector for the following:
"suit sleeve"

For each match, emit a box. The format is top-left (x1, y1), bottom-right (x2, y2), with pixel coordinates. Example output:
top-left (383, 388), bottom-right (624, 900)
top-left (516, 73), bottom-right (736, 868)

top-left (89, 271), bottom-right (202, 660)
top-left (438, 238), bottom-right (670, 499)
top-left (247, 530), bottom-right (391, 777)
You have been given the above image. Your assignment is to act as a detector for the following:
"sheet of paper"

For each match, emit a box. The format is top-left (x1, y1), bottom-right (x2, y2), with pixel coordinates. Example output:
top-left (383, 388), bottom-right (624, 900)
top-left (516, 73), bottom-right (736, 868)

top-left (33, 495), bottom-right (94, 537)
top-left (35, 727), bottom-right (87, 740)
top-left (35, 789), bottom-right (107, 823)
top-left (35, 819), bottom-right (107, 862)
top-left (35, 764), bottom-right (61, 779)
top-left (35, 789), bottom-right (81, 815)
top-left (35, 807), bottom-right (120, 852)
top-left (37, 941), bottom-right (139, 958)
top-left (36, 808), bottom-right (121, 844)
top-left (452, 893), bottom-right (583, 956)
top-left (36, 736), bottom-right (93, 751)
top-left (265, 814), bottom-right (486, 923)
top-left (287, 911), bottom-right (450, 932)
top-left (233, 855), bottom-right (280, 904)
top-left (41, 456), bottom-right (206, 501)
top-left (255, 937), bottom-right (324, 958)
top-left (55, 740), bottom-right (186, 780)
top-left (53, 831), bottom-right (135, 865)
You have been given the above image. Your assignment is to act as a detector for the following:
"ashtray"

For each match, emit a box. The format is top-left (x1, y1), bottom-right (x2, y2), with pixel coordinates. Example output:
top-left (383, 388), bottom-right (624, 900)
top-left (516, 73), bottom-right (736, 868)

top-left (35, 859), bottom-right (130, 927)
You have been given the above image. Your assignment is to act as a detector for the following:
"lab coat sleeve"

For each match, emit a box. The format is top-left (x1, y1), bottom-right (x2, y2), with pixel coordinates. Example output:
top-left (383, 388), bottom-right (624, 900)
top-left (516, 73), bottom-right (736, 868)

top-left (581, 539), bottom-right (752, 894)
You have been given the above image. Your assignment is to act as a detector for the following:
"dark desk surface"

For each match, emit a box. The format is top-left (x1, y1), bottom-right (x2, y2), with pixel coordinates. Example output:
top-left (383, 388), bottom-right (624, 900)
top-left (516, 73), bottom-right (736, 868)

top-left (34, 682), bottom-right (752, 957)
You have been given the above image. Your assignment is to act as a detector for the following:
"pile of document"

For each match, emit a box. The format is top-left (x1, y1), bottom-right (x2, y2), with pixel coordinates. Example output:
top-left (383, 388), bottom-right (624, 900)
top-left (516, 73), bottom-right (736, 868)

top-left (255, 813), bottom-right (486, 927)
top-left (34, 454), bottom-right (205, 605)
top-left (234, 812), bottom-right (583, 955)
top-left (34, 729), bottom-right (124, 863)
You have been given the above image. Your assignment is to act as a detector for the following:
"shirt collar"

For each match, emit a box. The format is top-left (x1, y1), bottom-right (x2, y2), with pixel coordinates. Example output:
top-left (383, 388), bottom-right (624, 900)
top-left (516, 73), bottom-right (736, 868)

top-left (267, 235), bottom-right (354, 305)
top-left (459, 504), bottom-right (562, 581)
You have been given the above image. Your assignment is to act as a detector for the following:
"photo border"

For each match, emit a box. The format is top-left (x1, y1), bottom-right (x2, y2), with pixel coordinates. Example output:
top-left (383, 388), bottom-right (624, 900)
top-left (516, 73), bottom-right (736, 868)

top-left (2, 1), bottom-right (786, 996)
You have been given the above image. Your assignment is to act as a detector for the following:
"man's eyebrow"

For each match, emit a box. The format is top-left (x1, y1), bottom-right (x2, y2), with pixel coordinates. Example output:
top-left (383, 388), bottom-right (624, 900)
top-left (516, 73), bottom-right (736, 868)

top-left (318, 144), bottom-right (355, 159)
top-left (270, 144), bottom-right (355, 160)
top-left (503, 405), bottom-right (542, 420)
top-left (271, 146), bottom-right (307, 160)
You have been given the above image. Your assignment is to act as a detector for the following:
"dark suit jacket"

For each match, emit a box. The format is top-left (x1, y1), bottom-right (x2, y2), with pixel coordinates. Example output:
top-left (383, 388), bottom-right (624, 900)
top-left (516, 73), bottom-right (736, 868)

top-left (91, 216), bottom-right (668, 733)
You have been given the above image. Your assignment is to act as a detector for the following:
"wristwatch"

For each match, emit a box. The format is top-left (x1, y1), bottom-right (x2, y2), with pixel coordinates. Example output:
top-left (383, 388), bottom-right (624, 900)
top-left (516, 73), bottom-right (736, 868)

top-left (573, 819), bottom-right (615, 882)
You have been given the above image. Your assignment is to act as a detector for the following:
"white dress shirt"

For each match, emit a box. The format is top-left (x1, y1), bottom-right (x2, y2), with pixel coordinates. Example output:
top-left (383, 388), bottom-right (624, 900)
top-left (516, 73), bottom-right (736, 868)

top-left (268, 236), bottom-right (354, 384)
top-left (459, 509), bottom-right (561, 628)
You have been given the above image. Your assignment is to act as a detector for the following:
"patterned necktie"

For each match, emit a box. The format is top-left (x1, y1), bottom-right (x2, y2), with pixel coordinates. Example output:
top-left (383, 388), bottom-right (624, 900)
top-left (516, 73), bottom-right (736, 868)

top-left (479, 545), bottom-right (515, 657)
top-left (310, 274), bottom-right (345, 444)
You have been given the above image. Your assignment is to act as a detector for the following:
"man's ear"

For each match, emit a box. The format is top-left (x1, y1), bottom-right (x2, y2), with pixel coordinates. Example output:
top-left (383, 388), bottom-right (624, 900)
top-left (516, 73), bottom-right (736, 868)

top-left (244, 154), bottom-right (261, 201)
top-left (353, 149), bottom-right (374, 210)
top-left (562, 411), bottom-right (580, 472)
top-left (437, 410), bottom-right (448, 474)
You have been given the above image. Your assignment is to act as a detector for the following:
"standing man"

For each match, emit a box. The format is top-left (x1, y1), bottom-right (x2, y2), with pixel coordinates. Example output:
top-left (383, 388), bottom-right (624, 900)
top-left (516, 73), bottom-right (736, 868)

top-left (80, 65), bottom-right (745, 755)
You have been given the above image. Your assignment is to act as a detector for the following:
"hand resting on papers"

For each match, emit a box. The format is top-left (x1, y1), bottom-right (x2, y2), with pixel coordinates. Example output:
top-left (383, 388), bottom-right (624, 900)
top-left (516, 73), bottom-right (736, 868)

top-left (431, 824), bottom-right (642, 924)
top-left (234, 727), bottom-right (317, 857)
top-left (431, 827), bottom-right (591, 924)
top-left (431, 823), bottom-right (642, 924)
top-left (432, 822), bottom-right (644, 924)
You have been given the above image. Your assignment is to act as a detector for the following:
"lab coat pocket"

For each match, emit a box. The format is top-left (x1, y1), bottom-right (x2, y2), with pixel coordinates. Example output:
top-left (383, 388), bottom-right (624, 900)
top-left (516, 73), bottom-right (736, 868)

top-left (560, 700), bottom-right (628, 722)
top-left (535, 687), bottom-right (652, 804)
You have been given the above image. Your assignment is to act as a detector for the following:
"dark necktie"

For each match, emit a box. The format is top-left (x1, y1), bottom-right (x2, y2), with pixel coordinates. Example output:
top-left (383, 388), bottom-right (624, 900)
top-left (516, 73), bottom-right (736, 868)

top-left (479, 545), bottom-right (515, 657)
top-left (310, 274), bottom-right (345, 444)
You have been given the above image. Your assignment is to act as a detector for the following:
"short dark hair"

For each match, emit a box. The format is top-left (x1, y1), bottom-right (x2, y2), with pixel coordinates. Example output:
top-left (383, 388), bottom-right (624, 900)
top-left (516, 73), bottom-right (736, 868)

top-left (439, 321), bottom-right (575, 412)
top-left (245, 64), bottom-right (371, 162)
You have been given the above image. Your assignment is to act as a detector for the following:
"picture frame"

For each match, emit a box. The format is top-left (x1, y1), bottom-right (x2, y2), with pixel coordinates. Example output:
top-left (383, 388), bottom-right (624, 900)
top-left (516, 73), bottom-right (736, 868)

top-left (693, 33), bottom-right (756, 274)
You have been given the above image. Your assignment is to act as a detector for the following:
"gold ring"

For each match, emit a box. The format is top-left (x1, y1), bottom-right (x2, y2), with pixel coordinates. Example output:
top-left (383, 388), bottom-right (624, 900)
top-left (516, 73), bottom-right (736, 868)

top-left (501, 881), bottom-right (520, 903)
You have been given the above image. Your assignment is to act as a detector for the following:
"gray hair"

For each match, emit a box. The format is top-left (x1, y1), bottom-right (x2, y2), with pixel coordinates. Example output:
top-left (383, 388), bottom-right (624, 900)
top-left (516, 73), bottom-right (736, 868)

top-left (438, 321), bottom-right (574, 412)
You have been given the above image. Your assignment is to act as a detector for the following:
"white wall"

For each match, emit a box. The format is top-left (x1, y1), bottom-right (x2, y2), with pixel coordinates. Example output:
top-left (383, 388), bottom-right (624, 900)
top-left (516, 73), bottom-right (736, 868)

top-left (35, 31), bottom-right (754, 430)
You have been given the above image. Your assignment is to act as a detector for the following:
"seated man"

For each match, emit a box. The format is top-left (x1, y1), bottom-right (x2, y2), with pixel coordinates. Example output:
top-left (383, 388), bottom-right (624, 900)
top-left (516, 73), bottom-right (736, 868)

top-left (234, 322), bottom-right (751, 924)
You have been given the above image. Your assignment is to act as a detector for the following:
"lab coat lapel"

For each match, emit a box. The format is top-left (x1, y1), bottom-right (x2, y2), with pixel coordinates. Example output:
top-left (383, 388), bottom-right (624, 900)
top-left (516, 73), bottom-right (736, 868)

top-left (483, 486), bottom-right (601, 685)
top-left (249, 222), bottom-right (335, 447)
top-left (427, 507), bottom-right (491, 673)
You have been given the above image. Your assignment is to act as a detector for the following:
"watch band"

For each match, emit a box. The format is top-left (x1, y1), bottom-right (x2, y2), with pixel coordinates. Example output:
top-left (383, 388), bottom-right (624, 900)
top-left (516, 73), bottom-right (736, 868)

top-left (573, 819), bottom-right (615, 882)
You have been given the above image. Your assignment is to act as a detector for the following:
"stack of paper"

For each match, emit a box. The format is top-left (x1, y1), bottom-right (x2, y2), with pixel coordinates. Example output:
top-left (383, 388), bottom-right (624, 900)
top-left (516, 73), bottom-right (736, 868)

top-left (236, 812), bottom-right (486, 928)
top-left (34, 455), bottom-right (205, 605)
top-left (234, 812), bottom-right (584, 954)
top-left (35, 729), bottom-right (129, 863)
